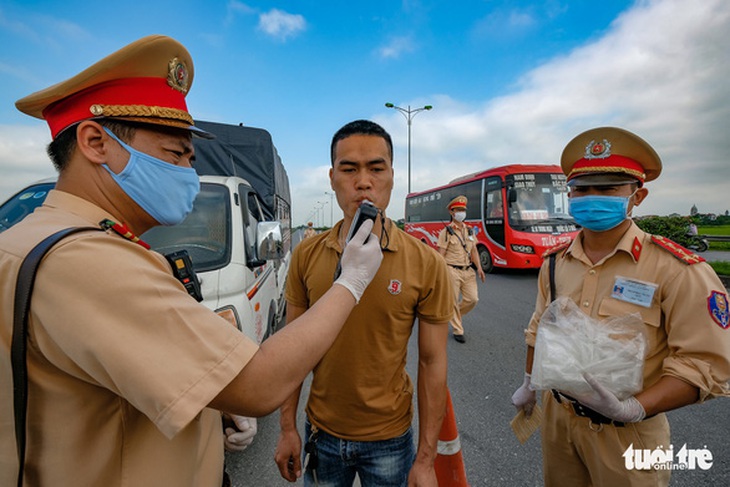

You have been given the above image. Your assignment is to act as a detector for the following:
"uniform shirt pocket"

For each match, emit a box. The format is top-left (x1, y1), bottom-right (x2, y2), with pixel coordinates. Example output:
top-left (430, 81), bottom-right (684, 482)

top-left (598, 297), bottom-right (664, 353)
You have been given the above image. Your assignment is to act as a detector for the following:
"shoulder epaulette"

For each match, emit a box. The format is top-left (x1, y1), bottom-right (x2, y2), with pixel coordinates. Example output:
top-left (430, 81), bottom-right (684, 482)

top-left (542, 240), bottom-right (572, 259)
top-left (650, 235), bottom-right (705, 265)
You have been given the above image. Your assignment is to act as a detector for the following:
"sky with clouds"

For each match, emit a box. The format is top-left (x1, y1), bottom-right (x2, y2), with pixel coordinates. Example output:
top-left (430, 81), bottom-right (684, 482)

top-left (0, 0), bottom-right (728, 226)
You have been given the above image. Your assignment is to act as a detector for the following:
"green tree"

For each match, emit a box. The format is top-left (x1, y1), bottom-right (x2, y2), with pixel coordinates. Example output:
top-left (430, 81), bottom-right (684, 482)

top-left (634, 216), bottom-right (693, 247)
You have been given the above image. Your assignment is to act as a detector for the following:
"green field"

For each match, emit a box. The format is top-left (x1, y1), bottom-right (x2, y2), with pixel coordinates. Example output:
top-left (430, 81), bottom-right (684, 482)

top-left (699, 225), bottom-right (730, 251)
top-left (709, 261), bottom-right (730, 276)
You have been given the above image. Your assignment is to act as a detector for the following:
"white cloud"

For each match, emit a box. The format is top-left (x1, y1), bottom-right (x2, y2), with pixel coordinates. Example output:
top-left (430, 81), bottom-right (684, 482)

top-left (380, 0), bottom-right (730, 220)
top-left (289, 163), bottom-right (340, 227)
top-left (0, 125), bottom-right (57, 202)
top-left (471, 7), bottom-right (537, 40)
top-left (378, 36), bottom-right (415, 59)
top-left (258, 9), bottom-right (306, 41)
top-left (225, 0), bottom-right (256, 26)
top-left (0, 8), bottom-right (89, 47)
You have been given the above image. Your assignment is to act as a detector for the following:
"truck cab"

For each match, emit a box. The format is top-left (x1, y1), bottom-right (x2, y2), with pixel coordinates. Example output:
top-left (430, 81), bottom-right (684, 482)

top-left (143, 175), bottom-right (288, 343)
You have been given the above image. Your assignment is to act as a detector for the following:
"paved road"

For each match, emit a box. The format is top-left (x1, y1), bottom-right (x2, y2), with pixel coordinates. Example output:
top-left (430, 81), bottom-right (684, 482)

top-left (702, 249), bottom-right (730, 263)
top-left (225, 267), bottom-right (730, 486)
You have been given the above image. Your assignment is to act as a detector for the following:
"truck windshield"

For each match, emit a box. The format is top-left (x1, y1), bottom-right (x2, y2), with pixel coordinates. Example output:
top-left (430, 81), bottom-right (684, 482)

top-left (143, 183), bottom-right (231, 272)
top-left (507, 173), bottom-right (575, 230)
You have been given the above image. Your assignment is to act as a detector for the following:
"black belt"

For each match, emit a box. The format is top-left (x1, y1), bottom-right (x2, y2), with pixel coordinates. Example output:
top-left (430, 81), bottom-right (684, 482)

top-left (448, 264), bottom-right (471, 271)
top-left (551, 390), bottom-right (625, 427)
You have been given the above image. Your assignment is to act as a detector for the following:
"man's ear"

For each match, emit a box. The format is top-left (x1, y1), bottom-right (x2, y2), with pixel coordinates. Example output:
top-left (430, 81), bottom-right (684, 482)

top-left (633, 187), bottom-right (649, 207)
top-left (75, 121), bottom-right (110, 165)
top-left (328, 167), bottom-right (334, 189)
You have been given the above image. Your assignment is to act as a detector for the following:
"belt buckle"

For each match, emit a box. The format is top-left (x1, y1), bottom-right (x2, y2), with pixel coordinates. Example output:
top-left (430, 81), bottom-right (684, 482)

top-left (552, 389), bottom-right (621, 430)
top-left (588, 421), bottom-right (604, 433)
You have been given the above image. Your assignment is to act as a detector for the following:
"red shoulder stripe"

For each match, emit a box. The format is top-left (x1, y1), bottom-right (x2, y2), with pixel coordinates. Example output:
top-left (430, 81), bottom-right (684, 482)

top-left (650, 235), bottom-right (705, 265)
top-left (542, 240), bottom-right (572, 259)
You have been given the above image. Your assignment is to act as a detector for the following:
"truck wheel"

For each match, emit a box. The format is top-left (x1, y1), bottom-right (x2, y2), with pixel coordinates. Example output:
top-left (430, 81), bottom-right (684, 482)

top-left (478, 245), bottom-right (493, 273)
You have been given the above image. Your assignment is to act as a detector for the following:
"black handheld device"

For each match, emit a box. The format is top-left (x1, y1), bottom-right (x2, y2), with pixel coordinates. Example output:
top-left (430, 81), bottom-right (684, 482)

top-left (164, 250), bottom-right (204, 302)
top-left (345, 200), bottom-right (379, 244)
top-left (333, 201), bottom-right (379, 281)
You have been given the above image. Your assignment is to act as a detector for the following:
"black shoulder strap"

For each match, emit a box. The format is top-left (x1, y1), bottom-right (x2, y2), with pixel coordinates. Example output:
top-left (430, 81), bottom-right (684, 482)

top-left (549, 253), bottom-right (557, 303)
top-left (445, 224), bottom-right (470, 255)
top-left (12, 226), bottom-right (98, 487)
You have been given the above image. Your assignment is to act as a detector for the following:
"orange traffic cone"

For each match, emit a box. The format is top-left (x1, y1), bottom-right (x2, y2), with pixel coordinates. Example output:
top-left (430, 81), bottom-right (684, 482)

top-left (435, 389), bottom-right (469, 486)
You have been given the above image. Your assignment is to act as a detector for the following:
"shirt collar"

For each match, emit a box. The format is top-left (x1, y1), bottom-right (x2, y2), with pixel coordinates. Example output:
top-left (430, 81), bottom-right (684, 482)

top-left (44, 189), bottom-right (116, 226)
top-left (566, 221), bottom-right (644, 264)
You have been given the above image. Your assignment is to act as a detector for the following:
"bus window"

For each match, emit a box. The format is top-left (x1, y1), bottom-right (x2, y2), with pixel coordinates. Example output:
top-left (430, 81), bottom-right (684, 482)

top-left (487, 190), bottom-right (503, 218)
top-left (484, 177), bottom-right (505, 247)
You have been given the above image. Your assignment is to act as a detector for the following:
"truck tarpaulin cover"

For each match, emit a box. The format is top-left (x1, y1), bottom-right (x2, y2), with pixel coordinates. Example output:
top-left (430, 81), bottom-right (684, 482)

top-left (192, 120), bottom-right (291, 220)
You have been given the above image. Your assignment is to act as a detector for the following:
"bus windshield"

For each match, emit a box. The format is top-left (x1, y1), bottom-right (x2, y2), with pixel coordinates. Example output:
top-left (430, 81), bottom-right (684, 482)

top-left (506, 173), bottom-right (574, 230)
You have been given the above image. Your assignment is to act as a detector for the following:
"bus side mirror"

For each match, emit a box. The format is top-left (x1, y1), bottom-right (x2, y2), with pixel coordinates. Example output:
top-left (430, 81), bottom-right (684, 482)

top-left (507, 188), bottom-right (517, 204)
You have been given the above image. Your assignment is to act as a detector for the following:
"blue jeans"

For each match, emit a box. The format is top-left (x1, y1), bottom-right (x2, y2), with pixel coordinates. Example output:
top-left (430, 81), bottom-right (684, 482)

top-left (303, 419), bottom-right (416, 487)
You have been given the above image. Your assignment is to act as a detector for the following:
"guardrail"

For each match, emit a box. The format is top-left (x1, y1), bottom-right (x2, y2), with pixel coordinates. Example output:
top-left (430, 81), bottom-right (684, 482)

top-left (703, 235), bottom-right (730, 242)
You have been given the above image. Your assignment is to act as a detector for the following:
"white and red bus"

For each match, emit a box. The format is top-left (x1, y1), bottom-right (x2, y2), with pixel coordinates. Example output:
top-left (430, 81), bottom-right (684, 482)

top-left (404, 164), bottom-right (579, 272)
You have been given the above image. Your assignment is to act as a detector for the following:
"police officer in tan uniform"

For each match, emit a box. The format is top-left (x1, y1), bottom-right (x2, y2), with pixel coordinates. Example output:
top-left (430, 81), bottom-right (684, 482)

top-left (303, 221), bottom-right (317, 239)
top-left (437, 195), bottom-right (486, 343)
top-left (511, 127), bottom-right (730, 486)
top-left (0, 36), bottom-right (382, 487)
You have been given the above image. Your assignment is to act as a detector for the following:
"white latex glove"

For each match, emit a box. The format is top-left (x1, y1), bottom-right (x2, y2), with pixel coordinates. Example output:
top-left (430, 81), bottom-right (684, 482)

top-left (511, 372), bottom-right (537, 418)
top-left (223, 415), bottom-right (258, 452)
top-left (334, 219), bottom-right (383, 303)
top-left (572, 373), bottom-right (646, 423)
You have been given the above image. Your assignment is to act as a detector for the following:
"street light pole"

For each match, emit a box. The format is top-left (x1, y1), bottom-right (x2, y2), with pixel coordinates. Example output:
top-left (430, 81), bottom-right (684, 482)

top-left (316, 201), bottom-right (326, 228)
top-left (324, 191), bottom-right (335, 227)
top-left (385, 102), bottom-right (433, 194)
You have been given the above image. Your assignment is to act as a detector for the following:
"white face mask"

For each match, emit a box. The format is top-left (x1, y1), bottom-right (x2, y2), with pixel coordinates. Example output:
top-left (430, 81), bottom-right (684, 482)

top-left (453, 211), bottom-right (467, 222)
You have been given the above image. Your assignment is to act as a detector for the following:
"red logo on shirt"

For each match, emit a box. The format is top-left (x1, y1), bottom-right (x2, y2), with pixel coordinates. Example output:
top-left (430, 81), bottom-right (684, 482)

top-left (388, 280), bottom-right (402, 295)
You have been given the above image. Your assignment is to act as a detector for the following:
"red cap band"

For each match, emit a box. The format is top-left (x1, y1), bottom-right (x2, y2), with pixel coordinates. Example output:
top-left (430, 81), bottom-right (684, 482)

top-left (43, 77), bottom-right (189, 138)
top-left (568, 154), bottom-right (646, 183)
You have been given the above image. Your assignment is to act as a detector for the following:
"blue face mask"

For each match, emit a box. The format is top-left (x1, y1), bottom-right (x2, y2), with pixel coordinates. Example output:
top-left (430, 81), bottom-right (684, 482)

top-left (102, 127), bottom-right (200, 226)
top-left (568, 193), bottom-right (634, 232)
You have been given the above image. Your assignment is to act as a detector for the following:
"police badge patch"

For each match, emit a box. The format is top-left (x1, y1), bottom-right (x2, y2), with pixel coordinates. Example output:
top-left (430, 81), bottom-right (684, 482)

top-left (707, 290), bottom-right (729, 329)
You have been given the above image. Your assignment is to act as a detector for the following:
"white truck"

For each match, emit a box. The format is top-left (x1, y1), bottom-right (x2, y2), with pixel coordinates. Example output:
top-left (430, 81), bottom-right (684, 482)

top-left (144, 121), bottom-right (291, 342)
top-left (0, 121), bottom-right (291, 345)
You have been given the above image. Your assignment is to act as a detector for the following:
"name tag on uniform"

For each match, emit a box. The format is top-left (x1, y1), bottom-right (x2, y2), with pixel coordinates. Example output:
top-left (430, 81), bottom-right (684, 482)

top-left (611, 276), bottom-right (657, 308)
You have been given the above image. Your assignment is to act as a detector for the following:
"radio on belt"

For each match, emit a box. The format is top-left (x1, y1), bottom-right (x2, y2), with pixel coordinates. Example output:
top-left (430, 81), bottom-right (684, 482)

top-left (164, 250), bottom-right (204, 302)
